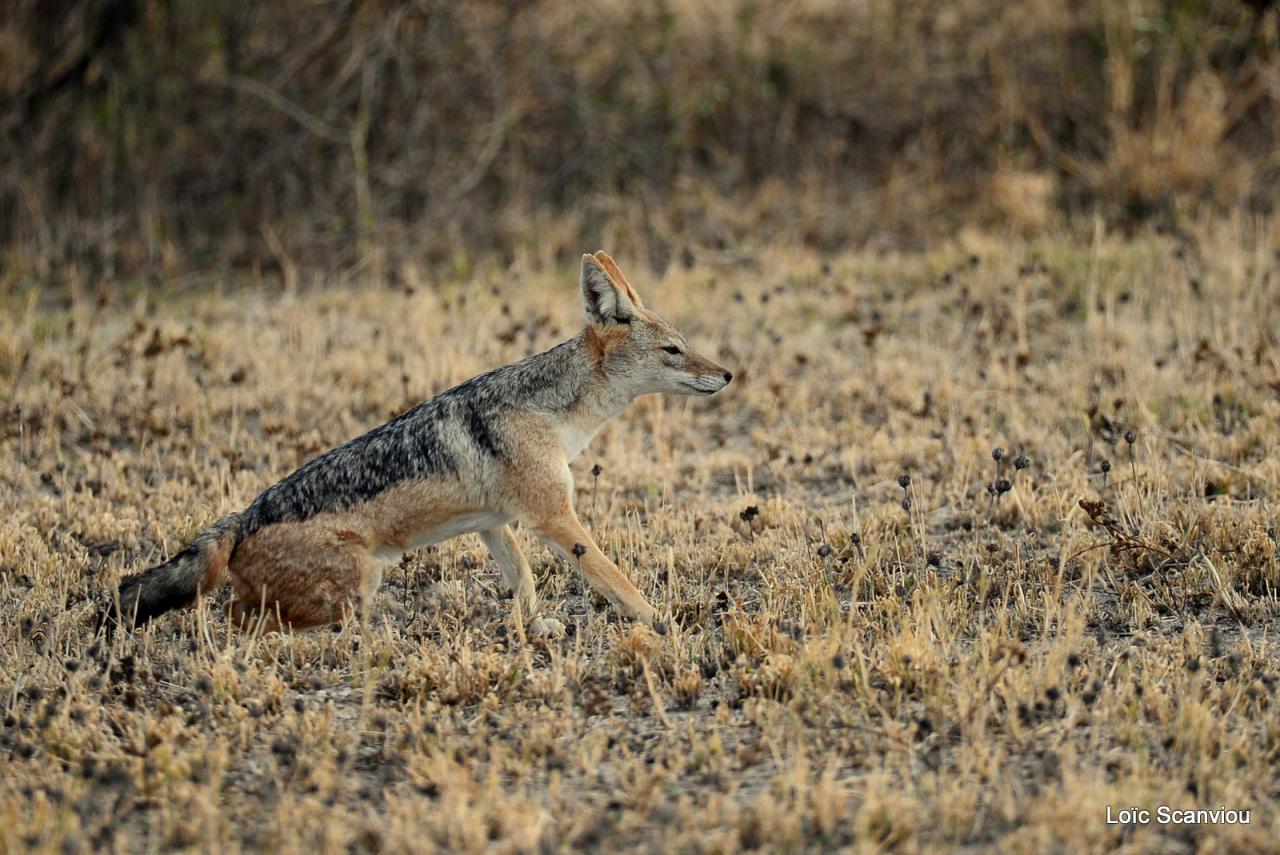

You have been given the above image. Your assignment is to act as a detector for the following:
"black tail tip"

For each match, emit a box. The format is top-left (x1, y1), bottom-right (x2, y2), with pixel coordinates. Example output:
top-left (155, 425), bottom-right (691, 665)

top-left (95, 582), bottom-right (145, 637)
top-left (93, 602), bottom-right (121, 639)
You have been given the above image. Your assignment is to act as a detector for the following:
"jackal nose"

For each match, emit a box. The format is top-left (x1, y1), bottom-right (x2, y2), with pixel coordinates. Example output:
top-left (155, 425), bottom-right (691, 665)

top-left (723, 371), bottom-right (733, 383)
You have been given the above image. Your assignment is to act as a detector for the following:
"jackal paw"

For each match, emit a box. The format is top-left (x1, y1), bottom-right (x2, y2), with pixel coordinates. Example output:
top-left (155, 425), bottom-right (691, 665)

top-left (529, 616), bottom-right (566, 639)
top-left (634, 604), bottom-right (659, 629)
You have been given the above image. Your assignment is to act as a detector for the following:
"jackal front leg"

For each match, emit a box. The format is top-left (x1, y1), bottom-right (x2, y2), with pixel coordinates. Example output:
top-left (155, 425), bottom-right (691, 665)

top-left (532, 510), bottom-right (658, 629)
top-left (479, 525), bottom-right (564, 638)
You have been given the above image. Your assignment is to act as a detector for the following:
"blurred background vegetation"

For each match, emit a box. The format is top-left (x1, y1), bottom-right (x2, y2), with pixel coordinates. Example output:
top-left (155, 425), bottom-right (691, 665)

top-left (3, 0), bottom-right (1278, 283)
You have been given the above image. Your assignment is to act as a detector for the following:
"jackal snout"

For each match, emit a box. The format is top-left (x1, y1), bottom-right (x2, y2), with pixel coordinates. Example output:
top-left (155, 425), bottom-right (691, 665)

top-left (677, 350), bottom-right (733, 396)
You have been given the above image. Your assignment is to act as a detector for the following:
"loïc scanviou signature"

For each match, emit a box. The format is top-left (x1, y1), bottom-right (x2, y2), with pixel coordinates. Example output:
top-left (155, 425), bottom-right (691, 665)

top-left (1107, 805), bottom-right (1251, 825)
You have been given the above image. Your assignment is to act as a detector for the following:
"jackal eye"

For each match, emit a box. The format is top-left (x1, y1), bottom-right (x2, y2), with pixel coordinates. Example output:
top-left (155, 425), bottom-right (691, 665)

top-left (662, 345), bottom-right (682, 355)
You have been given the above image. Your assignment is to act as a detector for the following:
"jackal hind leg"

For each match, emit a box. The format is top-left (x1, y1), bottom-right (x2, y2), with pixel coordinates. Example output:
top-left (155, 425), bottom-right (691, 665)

top-left (479, 525), bottom-right (565, 638)
top-left (227, 521), bottom-right (381, 631)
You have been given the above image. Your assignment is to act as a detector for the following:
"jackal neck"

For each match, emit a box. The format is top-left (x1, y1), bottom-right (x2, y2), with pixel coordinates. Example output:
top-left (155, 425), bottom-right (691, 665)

top-left (558, 330), bottom-right (635, 423)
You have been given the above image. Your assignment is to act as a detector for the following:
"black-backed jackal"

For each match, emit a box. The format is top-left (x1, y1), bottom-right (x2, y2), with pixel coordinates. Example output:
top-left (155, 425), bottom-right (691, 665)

top-left (105, 253), bottom-right (732, 637)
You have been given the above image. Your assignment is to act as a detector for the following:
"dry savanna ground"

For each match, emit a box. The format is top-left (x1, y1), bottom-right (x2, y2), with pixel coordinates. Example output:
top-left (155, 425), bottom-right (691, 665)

top-left (2, 224), bottom-right (1280, 853)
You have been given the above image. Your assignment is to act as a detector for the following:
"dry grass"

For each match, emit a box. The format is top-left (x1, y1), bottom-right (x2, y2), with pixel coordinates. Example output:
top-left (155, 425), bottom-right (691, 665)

top-left (2, 222), bottom-right (1280, 853)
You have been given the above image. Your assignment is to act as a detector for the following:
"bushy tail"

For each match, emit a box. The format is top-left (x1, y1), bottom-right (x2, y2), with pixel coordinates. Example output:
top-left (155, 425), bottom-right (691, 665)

top-left (101, 513), bottom-right (243, 631)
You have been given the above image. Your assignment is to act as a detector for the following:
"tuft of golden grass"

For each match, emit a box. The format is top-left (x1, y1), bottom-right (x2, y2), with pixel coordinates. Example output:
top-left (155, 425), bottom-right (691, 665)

top-left (2, 222), bottom-right (1279, 852)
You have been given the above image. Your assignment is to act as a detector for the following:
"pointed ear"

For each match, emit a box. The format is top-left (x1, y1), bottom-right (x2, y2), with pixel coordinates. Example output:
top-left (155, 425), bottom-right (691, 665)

top-left (581, 253), bottom-right (638, 325)
top-left (592, 251), bottom-right (644, 309)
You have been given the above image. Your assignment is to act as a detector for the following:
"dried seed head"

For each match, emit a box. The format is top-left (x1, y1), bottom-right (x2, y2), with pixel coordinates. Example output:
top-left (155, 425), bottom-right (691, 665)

top-left (992, 447), bottom-right (1005, 462)
top-left (1013, 454), bottom-right (1030, 471)
top-left (1100, 460), bottom-right (1111, 473)
top-left (897, 474), bottom-right (911, 489)
top-left (1124, 430), bottom-right (1136, 445)
top-left (995, 479), bottom-right (1012, 494)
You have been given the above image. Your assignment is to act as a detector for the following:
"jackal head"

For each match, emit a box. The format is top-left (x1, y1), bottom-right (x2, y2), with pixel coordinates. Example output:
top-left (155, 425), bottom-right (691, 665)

top-left (579, 251), bottom-right (732, 398)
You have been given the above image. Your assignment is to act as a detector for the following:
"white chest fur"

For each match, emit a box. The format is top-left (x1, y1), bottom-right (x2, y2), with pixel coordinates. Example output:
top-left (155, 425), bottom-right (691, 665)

top-left (557, 421), bottom-right (604, 460)
top-left (373, 510), bottom-right (511, 563)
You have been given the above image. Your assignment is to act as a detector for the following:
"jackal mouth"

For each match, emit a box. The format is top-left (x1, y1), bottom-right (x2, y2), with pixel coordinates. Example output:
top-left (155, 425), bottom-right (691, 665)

top-left (680, 380), bottom-right (721, 395)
